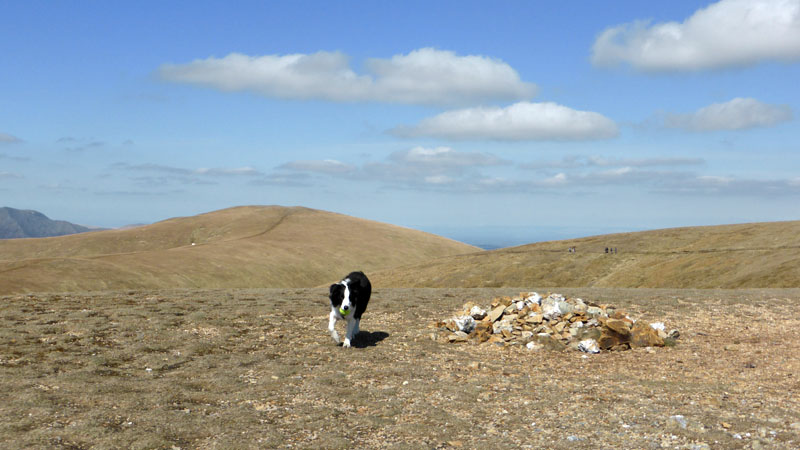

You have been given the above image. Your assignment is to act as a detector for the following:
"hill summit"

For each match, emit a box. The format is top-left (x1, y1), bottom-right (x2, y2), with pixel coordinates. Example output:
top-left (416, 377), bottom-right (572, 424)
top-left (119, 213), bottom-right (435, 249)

top-left (0, 205), bottom-right (479, 294)
top-left (0, 207), bottom-right (91, 239)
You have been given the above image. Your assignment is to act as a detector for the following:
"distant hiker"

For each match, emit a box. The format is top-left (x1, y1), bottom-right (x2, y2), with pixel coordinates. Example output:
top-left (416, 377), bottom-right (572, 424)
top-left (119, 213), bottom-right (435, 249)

top-left (605, 247), bottom-right (608, 254)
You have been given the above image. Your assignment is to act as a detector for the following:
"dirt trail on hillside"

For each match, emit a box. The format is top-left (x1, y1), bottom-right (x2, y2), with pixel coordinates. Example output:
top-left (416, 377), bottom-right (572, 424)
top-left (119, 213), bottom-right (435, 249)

top-left (1, 288), bottom-right (799, 448)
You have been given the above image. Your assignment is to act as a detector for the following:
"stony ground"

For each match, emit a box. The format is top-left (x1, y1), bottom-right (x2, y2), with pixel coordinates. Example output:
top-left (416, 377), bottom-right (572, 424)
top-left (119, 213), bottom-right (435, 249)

top-left (1, 287), bottom-right (799, 449)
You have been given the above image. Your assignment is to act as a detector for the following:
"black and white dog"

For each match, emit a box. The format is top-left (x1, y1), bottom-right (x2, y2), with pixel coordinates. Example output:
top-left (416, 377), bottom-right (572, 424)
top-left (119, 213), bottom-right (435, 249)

top-left (328, 271), bottom-right (371, 347)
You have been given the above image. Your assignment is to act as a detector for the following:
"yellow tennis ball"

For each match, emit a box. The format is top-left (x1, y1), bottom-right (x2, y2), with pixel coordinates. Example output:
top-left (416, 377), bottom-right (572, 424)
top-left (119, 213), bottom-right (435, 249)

top-left (339, 307), bottom-right (350, 316)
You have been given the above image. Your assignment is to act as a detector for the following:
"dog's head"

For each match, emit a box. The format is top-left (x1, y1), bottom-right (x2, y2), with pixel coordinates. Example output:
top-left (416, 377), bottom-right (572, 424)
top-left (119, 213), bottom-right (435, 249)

top-left (329, 281), bottom-right (353, 315)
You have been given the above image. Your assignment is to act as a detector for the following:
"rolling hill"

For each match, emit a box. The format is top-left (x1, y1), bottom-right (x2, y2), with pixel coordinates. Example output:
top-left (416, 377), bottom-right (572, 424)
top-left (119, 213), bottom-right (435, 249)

top-left (371, 221), bottom-right (800, 289)
top-left (0, 207), bottom-right (93, 239)
top-left (0, 206), bottom-right (479, 294)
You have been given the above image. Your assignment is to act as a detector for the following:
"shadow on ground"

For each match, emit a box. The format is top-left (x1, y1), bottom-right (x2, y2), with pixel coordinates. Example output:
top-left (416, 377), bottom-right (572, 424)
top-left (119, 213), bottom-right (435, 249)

top-left (352, 330), bottom-right (390, 348)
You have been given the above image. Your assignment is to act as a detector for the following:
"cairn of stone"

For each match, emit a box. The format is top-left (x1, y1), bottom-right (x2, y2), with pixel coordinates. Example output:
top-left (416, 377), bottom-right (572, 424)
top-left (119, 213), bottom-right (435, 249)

top-left (433, 292), bottom-right (679, 353)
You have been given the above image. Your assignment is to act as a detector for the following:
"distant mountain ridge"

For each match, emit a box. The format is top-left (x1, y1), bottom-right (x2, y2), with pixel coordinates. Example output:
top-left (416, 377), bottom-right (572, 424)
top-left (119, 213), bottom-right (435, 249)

top-left (0, 207), bottom-right (92, 239)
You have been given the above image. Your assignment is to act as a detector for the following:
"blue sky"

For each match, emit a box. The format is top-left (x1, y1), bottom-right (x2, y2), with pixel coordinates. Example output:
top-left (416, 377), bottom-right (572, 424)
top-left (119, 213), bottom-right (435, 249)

top-left (1, 0), bottom-right (799, 246)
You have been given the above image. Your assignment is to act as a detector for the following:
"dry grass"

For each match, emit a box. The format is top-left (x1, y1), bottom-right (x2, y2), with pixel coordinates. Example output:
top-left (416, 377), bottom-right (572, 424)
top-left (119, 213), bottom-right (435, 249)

top-left (0, 206), bottom-right (478, 295)
top-left (1, 287), bottom-right (799, 448)
top-left (372, 221), bottom-right (800, 289)
top-left (3, 214), bottom-right (798, 448)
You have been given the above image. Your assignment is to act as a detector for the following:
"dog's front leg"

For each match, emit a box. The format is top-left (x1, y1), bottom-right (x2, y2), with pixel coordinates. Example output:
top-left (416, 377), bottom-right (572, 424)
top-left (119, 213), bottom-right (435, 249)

top-left (328, 310), bottom-right (340, 344)
top-left (343, 318), bottom-right (356, 348)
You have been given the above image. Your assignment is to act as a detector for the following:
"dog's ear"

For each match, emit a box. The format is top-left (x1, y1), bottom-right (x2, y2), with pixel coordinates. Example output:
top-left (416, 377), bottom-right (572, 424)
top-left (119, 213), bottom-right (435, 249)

top-left (329, 284), bottom-right (336, 297)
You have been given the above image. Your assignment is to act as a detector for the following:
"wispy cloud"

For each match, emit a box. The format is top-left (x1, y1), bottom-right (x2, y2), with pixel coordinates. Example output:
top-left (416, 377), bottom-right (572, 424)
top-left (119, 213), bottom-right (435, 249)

top-left (0, 171), bottom-right (23, 180)
top-left (193, 167), bottom-right (262, 176)
top-left (56, 137), bottom-right (106, 152)
top-left (663, 97), bottom-right (792, 131)
top-left (273, 148), bottom-right (800, 197)
top-left (522, 155), bottom-right (705, 170)
top-left (158, 48), bottom-right (536, 106)
top-left (94, 189), bottom-right (186, 197)
top-left (112, 162), bottom-right (262, 177)
top-left (391, 102), bottom-right (618, 141)
top-left (276, 159), bottom-right (356, 175)
top-left (0, 132), bottom-right (21, 144)
top-left (518, 166), bottom-right (800, 197)
top-left (278, 146), bottom-right (505, 190)
top-left (248, 172), bottom-right (313, 187)
top-left (592, 0), bottom-right (800, 71)
top-left (111, 162), bottom-right (263, 187)
top-left (388, 146), bottom-right (509, 168)
top-left (0, 153), bottom-right (30, 162)
top-left (655, 174), bottom-right (800, 196)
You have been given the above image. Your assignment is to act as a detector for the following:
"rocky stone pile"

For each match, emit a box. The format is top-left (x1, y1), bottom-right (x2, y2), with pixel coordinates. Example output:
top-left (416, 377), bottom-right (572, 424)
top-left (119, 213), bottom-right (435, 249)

top-left (433, 292), bottom-right (679, 353)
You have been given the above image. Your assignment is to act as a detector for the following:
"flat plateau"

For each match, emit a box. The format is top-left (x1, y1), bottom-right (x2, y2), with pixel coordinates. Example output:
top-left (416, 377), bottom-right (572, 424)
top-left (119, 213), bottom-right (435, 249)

top-left (2, 287), bottom-right (798, 449)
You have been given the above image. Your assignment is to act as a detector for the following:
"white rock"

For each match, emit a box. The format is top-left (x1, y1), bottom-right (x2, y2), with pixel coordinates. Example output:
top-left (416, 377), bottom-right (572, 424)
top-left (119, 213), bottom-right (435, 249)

top-left (541, 297), bottom-right (561, 320)
top-left (650, 322), bottom-right (665, 331)
top-left (586, 306), bottom-right (605, 317)
top-left (492, 320), bottom-right (513, 335)
top-left (469, 305), bottom-right (487, 320)
top-left (454, 316), bottom-right (475, 333)
top-left (524, 292), bottom-right (542, 305)
top-left (667, 415), bottom-right (688, 429)
top-left (578, 339), bottom-right (600, 354)
top-left (526, 341), bottom-right (542, 350)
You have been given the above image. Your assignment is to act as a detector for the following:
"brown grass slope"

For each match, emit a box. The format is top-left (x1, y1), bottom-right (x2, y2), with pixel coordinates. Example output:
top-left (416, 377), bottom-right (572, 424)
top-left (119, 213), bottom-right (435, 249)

top-left (0, 206), bottom-right (479, 294)
top-left (372, 221), bottom-right (800, 289)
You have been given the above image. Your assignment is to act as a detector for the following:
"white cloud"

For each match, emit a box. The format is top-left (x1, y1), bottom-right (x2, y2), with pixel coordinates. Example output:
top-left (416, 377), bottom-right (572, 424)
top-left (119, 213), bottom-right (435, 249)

top-left (275, 146), bottom-right (509, 191)
top-left (389, 146), bottom-right (508, 168)
top-left (424, 175), bottom-right (455, 185)
top-left (111, 163), bottom-right (263, 188)
top-left (592, 0), bottom-right (800, 71)
top-left (0, 171), bottom-right (23, 179)
top-left (277, 159), bottom-right (355, 175)
top-left (363, 148), bottom-right (499, 188)
top-left (392, 102), bottom-right (618, 141)
top-left (539, 173), bottom-right (568, 186)
top-left (664, 97), bottom-right (793, 131)
top-left (586, 156), bottom-right (705, 167)
top-left (159, 48), bottom-right (536, 105)
top-left (0, 153), bottom-right (29, 162)
top-left (522, 155), bottom-right (704, 170)
top-left (0, 132), bottom-right (21, 143)
top-left (268, 148), bottom-right (800, 197)
top-left (193, 167), bottom-right (261, 176)
top-left (114, 162), bottom-right (261, 176)
top-left (249, 172), bottom-right (313, 187)
top-left (656, 175), bottom-right (800, 196)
